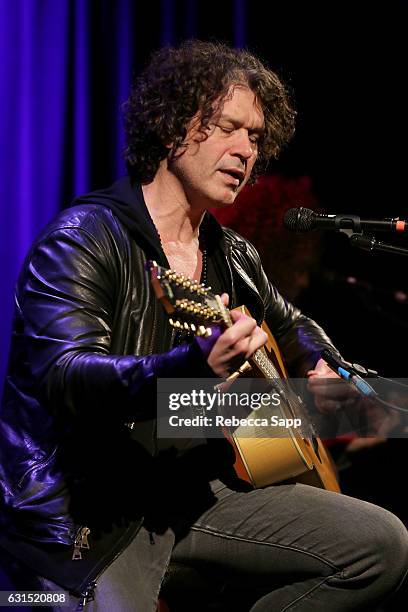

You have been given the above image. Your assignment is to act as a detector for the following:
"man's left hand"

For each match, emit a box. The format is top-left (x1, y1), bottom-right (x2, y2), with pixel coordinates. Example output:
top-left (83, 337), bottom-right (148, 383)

top-left (306, 358), bottom-right (358, 414)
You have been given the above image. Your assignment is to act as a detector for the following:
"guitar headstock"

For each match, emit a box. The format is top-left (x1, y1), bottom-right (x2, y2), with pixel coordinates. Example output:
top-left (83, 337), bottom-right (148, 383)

top-left (146, 260), bottom-right (230, 337)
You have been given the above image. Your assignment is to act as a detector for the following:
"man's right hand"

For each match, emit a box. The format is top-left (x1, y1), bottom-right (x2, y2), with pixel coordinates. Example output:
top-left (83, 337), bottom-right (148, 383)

top-left (206, 294), bottom-right (268, 379)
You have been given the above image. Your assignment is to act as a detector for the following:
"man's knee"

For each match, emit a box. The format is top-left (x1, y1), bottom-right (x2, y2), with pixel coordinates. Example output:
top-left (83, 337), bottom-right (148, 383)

top-left (344, 503), bottom-right (408, 595)
top-left (370, 508), bottom-right (408, 589)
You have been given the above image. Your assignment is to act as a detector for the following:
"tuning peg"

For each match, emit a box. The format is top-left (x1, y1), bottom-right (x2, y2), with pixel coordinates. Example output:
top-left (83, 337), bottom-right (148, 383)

top-left (197, 325), bottom-right (212, 337)
top-left (169, 318), bottom-right (183, 329)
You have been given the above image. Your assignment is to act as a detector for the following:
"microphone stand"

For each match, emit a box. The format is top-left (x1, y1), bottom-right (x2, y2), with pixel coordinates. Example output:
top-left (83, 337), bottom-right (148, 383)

top-left (346, 233), bottom-right (408, 257)
top-left (321, 233), bottom-right (408, 421)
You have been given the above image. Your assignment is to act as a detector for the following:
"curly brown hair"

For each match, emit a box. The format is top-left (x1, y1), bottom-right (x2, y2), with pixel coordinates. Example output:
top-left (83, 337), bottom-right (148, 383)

top-left (123, 40), bottom-right (296, 185)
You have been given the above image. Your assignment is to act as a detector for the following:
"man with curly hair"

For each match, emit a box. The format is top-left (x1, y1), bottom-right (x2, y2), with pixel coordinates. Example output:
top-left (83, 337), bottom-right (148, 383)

top-left (1, 40), bottom-right (407, 611)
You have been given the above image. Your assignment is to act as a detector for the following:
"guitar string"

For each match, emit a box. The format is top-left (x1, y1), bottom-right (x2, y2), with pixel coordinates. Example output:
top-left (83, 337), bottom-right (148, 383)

top-left (251, 349), bottom-right (316, 438)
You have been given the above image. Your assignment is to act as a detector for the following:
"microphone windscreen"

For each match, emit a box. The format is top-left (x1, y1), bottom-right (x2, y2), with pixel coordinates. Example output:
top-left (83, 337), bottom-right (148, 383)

top-left (283, 207), bottom-right (315, 232)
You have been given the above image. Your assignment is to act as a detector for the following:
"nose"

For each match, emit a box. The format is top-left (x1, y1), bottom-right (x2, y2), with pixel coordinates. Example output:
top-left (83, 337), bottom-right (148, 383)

top-left (230, 129), bottom-right (255, 162)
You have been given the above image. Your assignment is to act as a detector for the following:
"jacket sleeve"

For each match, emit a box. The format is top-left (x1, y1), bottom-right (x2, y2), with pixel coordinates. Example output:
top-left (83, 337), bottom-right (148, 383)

top-left (17, 223), bottom-right (213, 422)
top-left (242, 240), bottom-right (342, 377)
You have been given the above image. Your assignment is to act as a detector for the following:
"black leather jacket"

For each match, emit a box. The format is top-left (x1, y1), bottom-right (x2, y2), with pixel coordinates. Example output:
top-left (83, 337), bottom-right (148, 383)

top-left (0, 177), bottom-right (338, 590)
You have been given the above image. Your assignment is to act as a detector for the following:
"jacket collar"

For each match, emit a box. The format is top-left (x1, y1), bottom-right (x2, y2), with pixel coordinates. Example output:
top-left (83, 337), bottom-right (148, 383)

top-left (73, 176), bottom-right (264, 322)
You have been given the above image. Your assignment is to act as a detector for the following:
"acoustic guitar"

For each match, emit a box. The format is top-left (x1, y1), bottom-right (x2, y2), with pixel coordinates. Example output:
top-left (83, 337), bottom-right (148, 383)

top-left (148, 260), bottom-right (340, 493)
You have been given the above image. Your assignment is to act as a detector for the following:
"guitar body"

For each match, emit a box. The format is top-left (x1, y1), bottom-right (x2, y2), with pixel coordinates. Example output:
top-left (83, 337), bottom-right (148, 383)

top-left (148, 262), bottom-right (340, 494)
top-left (228, 307), bottom-right (340, 493)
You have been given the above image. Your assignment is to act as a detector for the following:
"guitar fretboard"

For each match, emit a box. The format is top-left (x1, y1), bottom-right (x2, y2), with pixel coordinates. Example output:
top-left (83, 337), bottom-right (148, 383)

top-left (252, 349), bottom-right (280, 380)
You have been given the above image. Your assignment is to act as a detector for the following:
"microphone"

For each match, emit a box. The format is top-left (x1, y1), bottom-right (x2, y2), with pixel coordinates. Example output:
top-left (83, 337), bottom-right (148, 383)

top-left (283, 207), bottom-right (407, 233)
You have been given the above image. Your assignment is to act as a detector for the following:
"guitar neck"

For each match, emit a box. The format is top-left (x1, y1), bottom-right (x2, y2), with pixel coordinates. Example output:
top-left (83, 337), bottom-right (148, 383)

top-left (147, 261), bottom-right (285, 382)
top-left (251, 349), bottom-right (281, 380)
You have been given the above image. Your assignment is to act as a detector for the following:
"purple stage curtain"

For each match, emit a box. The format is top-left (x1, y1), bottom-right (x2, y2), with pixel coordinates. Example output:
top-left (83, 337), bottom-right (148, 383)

top-left (0, 0), bottom-right (247, 389)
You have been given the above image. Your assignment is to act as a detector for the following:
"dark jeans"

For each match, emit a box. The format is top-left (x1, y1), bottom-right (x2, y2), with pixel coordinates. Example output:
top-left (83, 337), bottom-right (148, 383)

top-left (6, 481), bottom-right (408, 611)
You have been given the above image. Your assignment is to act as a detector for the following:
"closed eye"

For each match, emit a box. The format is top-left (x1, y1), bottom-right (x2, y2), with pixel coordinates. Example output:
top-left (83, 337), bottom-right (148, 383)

top-left (217, 124), bottom-right (260, 143)
top-left (217, 125), bottom-right (234, 134)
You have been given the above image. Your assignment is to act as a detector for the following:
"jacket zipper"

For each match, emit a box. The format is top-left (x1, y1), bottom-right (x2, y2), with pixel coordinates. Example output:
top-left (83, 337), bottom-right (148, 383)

top-left (72, 526), bottom-right (91, 561)
top-left (75, 580), bottom-right (96, 611)
top-left (73, 520), bottom-right (143, 609)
